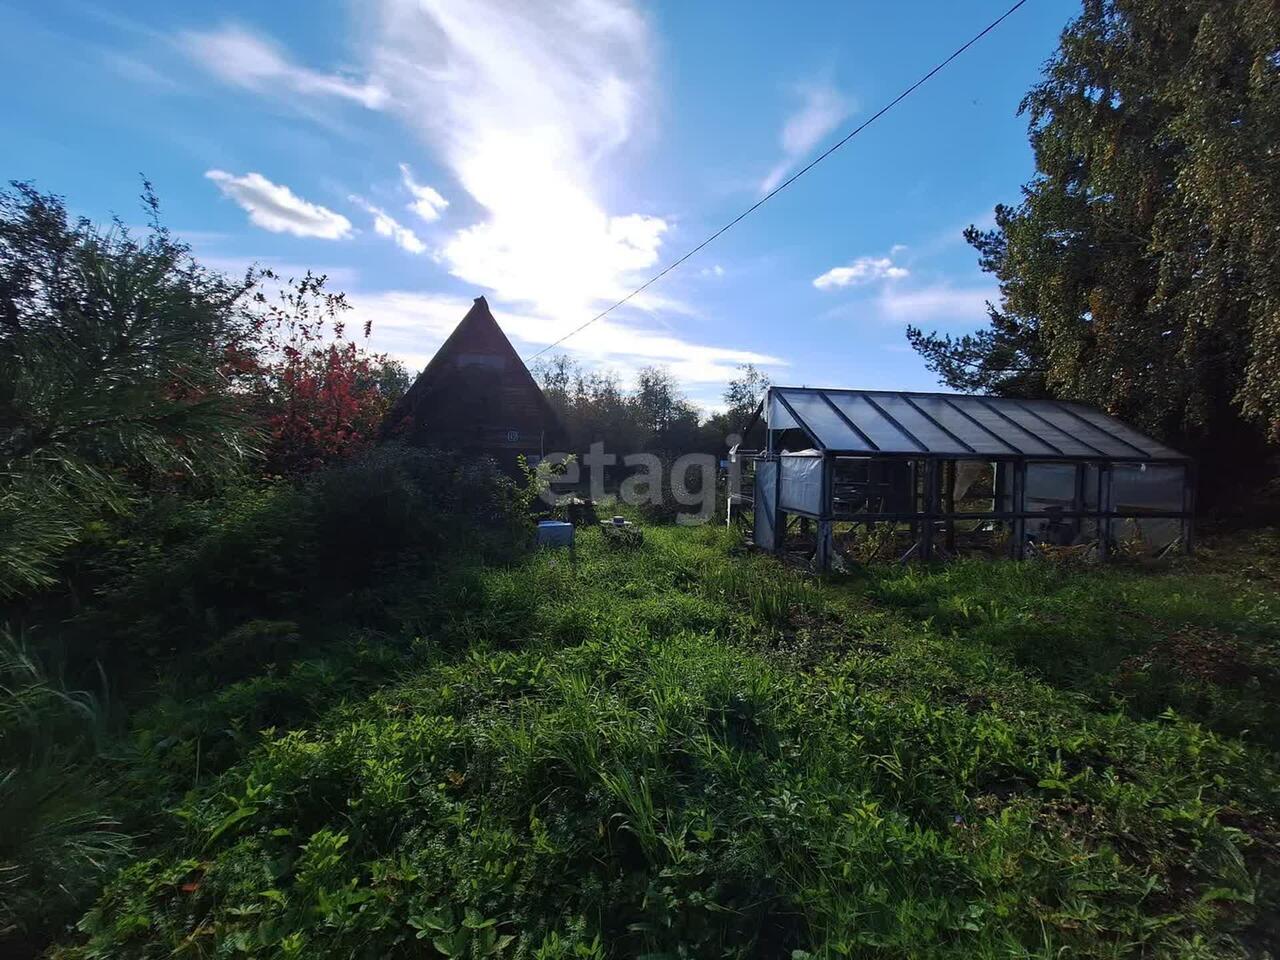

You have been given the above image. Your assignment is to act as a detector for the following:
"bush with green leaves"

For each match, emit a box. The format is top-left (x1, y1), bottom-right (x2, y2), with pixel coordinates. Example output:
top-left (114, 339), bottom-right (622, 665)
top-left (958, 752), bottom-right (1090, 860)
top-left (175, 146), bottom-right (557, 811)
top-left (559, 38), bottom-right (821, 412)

top-left (69, 445), bottom-right (530, 675)
top-left (0, 183), bottom-right (259, 598)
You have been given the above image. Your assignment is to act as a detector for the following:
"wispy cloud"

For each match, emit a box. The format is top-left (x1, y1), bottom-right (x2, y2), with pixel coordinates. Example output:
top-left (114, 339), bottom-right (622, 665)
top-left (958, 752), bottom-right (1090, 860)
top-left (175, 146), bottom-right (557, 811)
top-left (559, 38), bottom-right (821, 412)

top-left (349, 291), bottom-right (785, 384)
top-left (877, 283), bottom-right (996, 326)
top-left (760, 83), bottom-right (850, 194)
top-left (399, 163), bottom-right (449, 223)
top-left (182, 3), bottom-right (771, 381)
top-left (368, 0), bottom-right (667, 322)
top-left (101, 51), bottom-right (182, 90)
top-left (813, 255), bottom-right (908, 290)
top-left (181, 24), bottom-right (387, 109)
top-left (349, 195), bottom-right (426, 254)
top-left (205, 170), bottom-right (353, 239)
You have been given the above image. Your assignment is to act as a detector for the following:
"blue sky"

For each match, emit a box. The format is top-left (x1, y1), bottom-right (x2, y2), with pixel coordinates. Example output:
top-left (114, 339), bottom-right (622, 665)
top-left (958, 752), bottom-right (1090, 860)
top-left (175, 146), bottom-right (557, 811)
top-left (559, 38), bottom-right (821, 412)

top-left (2, 0), bottom-right (1077, 410)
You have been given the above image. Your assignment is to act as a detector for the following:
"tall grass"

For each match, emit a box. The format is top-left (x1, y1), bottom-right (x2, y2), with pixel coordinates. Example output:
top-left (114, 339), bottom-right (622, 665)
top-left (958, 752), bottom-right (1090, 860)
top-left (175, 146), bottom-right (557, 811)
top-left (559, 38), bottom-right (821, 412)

top-left (0, 631), bottom-right (130, 944)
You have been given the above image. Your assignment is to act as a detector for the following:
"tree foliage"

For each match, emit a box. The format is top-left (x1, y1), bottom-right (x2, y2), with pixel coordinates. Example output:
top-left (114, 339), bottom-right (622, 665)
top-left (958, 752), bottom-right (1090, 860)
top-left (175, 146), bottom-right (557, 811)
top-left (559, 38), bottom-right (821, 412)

top-left (249, 273), bottom-right (406, 476)
top-left (533, 355), bottom-right (714, 457)
top-left (909, 0), bottom-right (1280, 468)
top-left (0, 183), bottom-right (256, 596)
top-left (0, 185), bottom-right (408, 596)
top-left (720, 363), bottom-right (770, 434)
top-left (533, 356), bottom-right (770, 460)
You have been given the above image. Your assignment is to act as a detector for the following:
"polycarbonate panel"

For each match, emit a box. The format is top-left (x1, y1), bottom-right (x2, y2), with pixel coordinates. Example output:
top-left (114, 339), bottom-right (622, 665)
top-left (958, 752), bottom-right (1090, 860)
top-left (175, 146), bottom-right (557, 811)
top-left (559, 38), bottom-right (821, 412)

top-left (1111, 463), bottom-right (1186, 513)
top-left (1114, 517), bottom-right (1182, 552)
top-left (865, 393), bottom-right (968, 454)
top-left (998, 403), bottom-right (1102, 457)
top-left (1025, 462), bottom-right (1079, 513)
top-left (1059, 404), bottom-right (1186, 460)
top-left (945, 397), bottom-right (1059, 456)
top-left (767, 393), bottom-right (798, 430)
top-left (906, 396), bottom-right (1017, 455)
top-left (779, 390), bottom-right (873, 451)
top-left (779, 455), bottom-right (824, 514)
top-left (1084, 464), bottom-right (1102, 509)
top-left (825, 392), bottom-right (911, 451)
top-left (764, 388), bottom-right (1188, 461)
top-left (1020, 401), bottom-right (1145, 459)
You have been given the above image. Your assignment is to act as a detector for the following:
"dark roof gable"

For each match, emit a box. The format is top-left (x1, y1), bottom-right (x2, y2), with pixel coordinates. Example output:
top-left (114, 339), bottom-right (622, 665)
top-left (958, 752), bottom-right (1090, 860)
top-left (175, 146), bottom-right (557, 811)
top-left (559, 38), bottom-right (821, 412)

top-left (381, 296), bottom-right (562, 451)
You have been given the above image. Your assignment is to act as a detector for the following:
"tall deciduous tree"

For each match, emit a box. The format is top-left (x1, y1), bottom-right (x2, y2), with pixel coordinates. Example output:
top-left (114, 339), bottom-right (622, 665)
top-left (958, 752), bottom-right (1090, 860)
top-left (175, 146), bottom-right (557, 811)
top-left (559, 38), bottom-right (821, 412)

top-left (909, 0), bottom-right (1279, 480)
top-left (722, 363), bottom-right (771, 433)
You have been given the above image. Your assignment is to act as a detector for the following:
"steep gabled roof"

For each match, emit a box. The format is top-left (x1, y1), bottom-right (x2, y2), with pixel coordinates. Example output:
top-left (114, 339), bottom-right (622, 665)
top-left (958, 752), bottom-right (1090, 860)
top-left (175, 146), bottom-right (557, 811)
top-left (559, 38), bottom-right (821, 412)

top-left (381, 295), bottom-right (562, 444)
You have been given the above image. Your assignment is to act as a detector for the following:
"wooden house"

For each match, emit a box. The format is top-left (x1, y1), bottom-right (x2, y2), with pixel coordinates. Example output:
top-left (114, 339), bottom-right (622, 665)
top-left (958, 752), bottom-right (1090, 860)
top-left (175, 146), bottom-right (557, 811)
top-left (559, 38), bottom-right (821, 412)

top-left (381, 296), bottom-right (563, 470)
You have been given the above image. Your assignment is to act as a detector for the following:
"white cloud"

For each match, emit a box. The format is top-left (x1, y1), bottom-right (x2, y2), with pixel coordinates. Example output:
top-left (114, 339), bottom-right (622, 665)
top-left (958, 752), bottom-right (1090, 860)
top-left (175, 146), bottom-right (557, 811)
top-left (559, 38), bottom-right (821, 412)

top-left (181, 24), bottom-right (387, 109)
top-left (205, 170), bottom-right (353, 239)
top-left (102, 51), bottom-right (182, 90)
top-left (760, 84), bottom-right (850, 194)
top-left (877, 283), bottom-right (996, 325)
top-left (188, 4), bottom-right (769, 382)
top-left (349, 291), bottom-right (785, 384)
top-left (368, 0), bottom-right (668, 321)
top-left (399, 163), bottom-right (449, 223)
top-left (813, 255), bottom-right (908, 290)
top-left (350, 195), bottom-right (427, 254)
top-left (700, 264), bottom-right (725, 278)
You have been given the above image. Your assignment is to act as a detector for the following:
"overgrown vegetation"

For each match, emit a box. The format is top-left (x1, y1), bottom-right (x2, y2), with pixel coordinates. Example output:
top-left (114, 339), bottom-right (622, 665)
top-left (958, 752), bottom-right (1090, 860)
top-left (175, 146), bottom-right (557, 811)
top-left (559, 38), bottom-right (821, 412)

top-left (0, 443), bottom-right (532, 952)
top-left (7, 518), bottom-right (1275, 958)
top-left (0, 183), bottom-right (408, 596)
top-left (6, 3), bottom-right (1280, 954)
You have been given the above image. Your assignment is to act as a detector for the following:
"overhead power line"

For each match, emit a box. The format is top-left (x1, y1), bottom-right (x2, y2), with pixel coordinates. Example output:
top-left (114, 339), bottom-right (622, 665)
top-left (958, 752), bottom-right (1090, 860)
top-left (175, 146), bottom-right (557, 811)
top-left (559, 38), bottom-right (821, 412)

top-left (523, 0), bottom-right (1030, 363)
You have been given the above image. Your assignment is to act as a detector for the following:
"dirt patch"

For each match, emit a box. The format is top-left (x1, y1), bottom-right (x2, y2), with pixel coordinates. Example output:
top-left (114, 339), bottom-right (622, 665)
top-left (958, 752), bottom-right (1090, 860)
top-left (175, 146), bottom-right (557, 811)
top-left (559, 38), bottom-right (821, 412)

top-left (1115, 626), bottom-right (1275, 688)
top-left (765, 608), bottom-right (887, 668)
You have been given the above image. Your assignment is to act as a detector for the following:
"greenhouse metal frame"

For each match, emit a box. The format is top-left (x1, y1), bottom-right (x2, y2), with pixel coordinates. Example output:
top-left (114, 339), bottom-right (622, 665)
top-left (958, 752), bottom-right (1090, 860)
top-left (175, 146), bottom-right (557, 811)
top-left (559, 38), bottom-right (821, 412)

top-left (728, 386), bottom-right (1196, 570)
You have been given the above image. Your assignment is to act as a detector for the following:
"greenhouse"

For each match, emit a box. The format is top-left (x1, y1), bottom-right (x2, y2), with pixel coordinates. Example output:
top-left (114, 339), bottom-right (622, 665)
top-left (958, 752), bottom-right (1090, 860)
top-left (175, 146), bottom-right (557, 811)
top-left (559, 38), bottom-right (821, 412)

top-left (728, 386), bottom-right (1195, 569)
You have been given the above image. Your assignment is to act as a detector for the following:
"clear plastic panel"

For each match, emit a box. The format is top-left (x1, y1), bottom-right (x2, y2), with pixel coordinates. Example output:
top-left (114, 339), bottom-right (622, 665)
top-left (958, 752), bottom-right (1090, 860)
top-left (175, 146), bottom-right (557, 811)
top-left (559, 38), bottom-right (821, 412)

top-left (1114, 517), bottom-right (1182, 552)
top-left (864, 393), bottom-right (969, 454)
top-left (907, 396), bottom-right (1017, 455)
top-left (767, 393), bottom-right (798, 430)
top-left (1111, 463), bottom-right (1186, 513)
top-left (1059, 404), bottom-right (1186, 460)
top-left (780, 391), bottom-right (873, 452)
top-left (1025, 462), bottom-right (1079, 513)
top-left (779, 455), bottom-right (824, 515)
top-left (1083, 464), bottom-right (1101, 509)
top-left (944, 397), bottom-right (1058, 456)
top-left (1020, 401), bottom-right (1145, 459)
top-left (754, 461), bottom-right (779, 550)
top-left (998, 403), bottom-right (1102, 457)
top-left (953, 459), bottom-right (996, 504)
top-left (826, 392), bottom-right (913, 451)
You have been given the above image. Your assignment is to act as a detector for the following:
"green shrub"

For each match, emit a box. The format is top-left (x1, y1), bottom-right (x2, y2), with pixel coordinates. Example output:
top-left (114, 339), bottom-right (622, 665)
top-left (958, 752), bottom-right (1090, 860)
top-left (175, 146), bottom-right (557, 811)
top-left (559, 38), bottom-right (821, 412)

top-left (65, 446), bottom-right (529, 675)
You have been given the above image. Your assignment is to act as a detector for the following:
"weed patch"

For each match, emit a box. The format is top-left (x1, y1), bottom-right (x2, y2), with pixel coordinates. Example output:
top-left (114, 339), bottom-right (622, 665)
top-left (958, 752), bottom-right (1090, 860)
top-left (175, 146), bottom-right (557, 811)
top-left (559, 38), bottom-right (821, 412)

top-left (37, 527), bottom-right (1280, 958)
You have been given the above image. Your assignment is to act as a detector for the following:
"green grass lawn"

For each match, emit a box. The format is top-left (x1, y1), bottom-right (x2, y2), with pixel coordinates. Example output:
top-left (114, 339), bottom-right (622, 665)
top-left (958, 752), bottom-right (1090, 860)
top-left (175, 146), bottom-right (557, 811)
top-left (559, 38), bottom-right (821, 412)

top-left (55, 524), bottom-right (1280, 959)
